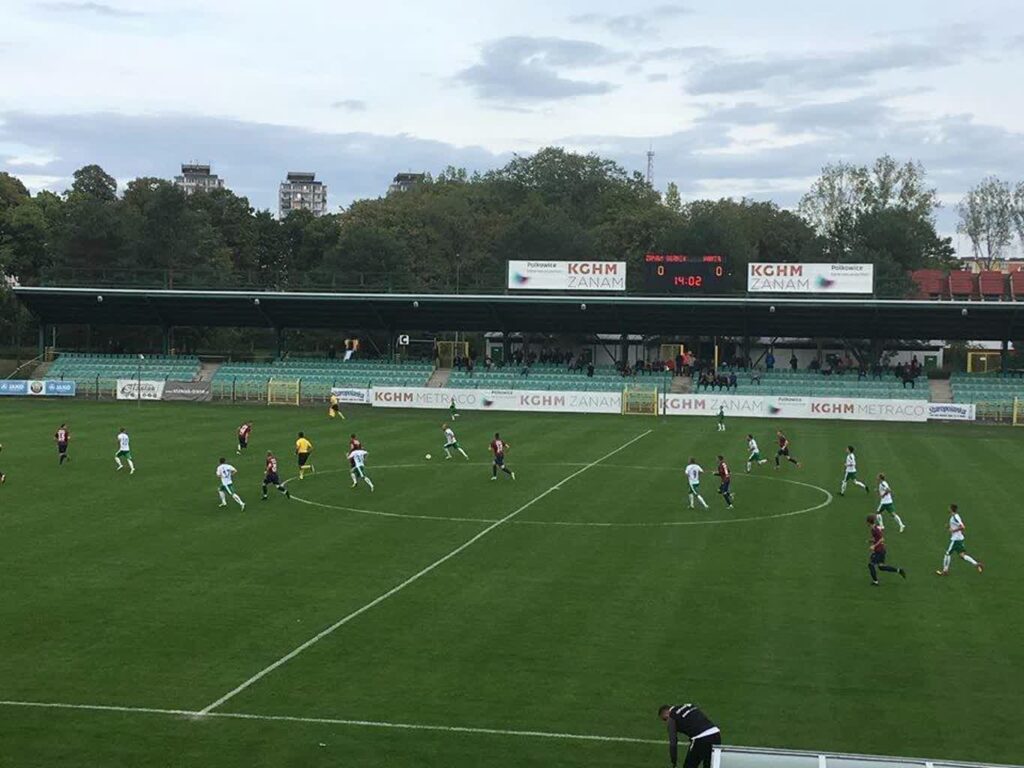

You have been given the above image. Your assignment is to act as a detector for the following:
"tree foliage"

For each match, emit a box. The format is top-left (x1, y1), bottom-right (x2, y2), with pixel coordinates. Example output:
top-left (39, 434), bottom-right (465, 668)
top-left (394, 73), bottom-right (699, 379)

top-left (957, 177), bottom-right (1017, 269)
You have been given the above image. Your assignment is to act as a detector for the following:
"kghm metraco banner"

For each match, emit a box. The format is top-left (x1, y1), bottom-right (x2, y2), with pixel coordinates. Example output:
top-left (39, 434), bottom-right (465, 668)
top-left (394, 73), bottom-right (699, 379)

top-left (660, 394), bottom-right (928, 422)
top-left (507, 261), bottom-right (627, 291)
top-left (116, 379), bottom-right (165, 401)
top-left (747, 263), bottom-right (874, 294)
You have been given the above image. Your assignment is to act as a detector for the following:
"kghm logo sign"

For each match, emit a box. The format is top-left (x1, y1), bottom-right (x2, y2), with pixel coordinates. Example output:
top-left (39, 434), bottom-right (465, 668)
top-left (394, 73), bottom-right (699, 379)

top-left (507, 260), bottom-right (627, 291)
top-left (747, 263), bottom-right (874, 294)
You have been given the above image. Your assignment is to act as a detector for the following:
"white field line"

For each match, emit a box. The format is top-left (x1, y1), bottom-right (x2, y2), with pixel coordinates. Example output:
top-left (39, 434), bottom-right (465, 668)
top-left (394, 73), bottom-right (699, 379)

top-left (199, 430), bottom-right (653, 714)
top-left (0, 699), bottom-right (662, 744)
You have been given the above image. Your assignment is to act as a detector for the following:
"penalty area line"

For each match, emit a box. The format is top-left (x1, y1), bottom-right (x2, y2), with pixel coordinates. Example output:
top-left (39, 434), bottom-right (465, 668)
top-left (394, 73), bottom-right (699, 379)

top-left (198, 429), bottom-right (653, 715)
top-left (0, 699), bottom-right (662, 745)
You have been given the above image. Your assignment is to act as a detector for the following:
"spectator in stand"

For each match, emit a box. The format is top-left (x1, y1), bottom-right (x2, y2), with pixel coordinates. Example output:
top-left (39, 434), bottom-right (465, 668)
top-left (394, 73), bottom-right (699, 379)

top-left (809, 357), bottom-right (820, 372)
top-left (902, 366), bottom-right (916, 389)
top-left (790, 352), bottom-right (798, 371)
top-left (675, 353), bottom-right (684, 376)
top-left (857, 363), bottom-right (867, 380)
top-left (766, 350), bottom-right (775, 370)
top-left (872, 360), bottom-right (884, 380)
top-left (728, 371), bottom-right (738, 391)
top-left (750, 370), bottom-right (762, 386)
top-left (586, 362), bottom-right (595, 378)
top-left (911, 355), bottom-right (921, 378)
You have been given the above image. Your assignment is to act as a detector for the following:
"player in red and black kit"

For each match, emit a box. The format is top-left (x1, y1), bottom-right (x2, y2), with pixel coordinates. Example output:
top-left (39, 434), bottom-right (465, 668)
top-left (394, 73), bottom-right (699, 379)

top-left (261, 451), bottom-right (290, 500)
top-left (55, 423), bottom-right (70, 465)
top-left (867, 515), bottom-right (906, 586)
top-left (348, 434), bottom-right (363, 487)
top-left (237, 422), bottom-right (252, 455)
top-left (489, 432), bottom-right (515, 481)
top-left (715, 454), bottom-right (734, 508)
top-left (774, 430), bottom-right (801, 469)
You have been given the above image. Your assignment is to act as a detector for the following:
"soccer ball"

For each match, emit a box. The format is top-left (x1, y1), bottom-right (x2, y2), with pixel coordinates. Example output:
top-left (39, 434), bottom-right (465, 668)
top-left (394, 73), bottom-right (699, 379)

top-left (425, 454), bottom-right (432, 460)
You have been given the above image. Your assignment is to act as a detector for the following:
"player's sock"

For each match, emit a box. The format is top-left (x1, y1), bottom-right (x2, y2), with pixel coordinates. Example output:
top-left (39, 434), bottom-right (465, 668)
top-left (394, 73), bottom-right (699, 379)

top-left (218, 490), bottom-right (227, 505)
top-left (942, 554), bottom-right (952, 571)
top-left (724, 491), bottom-right (733, 506)
top-left (279, 484), bottom-right (289, 496)
top-left (875, 514), bottom-right (884, 528)
top-left (854, 480), bottom-right (867, 490)
top-left (365, 477), bottom-right (374, 491)
top-left (232, 494), bottom-right (244, 508)
top-left (698, 495), bottom-right (709, 509)
top-left (788, 457), bottom-right (799, 465)
top-left (893, 513), bottom-right (906, 530)
top-left (868, 563), bottom-right (878, 582)
top-left (492, 465), bottom-right (498, 479)
top-left (775, 456), bottom-right (780, 467)
top-left (127, 460), bottom-right (135, 473)
top-left (444, 448), bottom-right (452, 458)
top-left (962, 554), bottom-right (979, 566)
top-left (502, 467), bottom-right (513, 477)
top-left (689, 494), bottom-right (695, 509)
top-left (840, 480), bottom-right (847, 494)
top-left (746, 461), bottom-right (752, 472)
top-left (459, 448), bottom-right (469, 459)
top-left (115, 458), bottom-right (123, 469)
top-left (879, 564), bottom-right (898, 574)
top-left (261, 483), bottom-right (268, 498)
top-left (759, 459), bottom-right (767, 465)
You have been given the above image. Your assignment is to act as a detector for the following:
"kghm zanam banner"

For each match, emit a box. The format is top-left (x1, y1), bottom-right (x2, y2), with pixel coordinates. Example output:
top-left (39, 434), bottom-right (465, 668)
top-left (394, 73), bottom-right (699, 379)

top-left (371, 387), bottom-right (623, 415)
top-left (116, 379), bottom-right (165, 401)
top-left (0, 379), bottom-right (76, 397)
top-left (507, 261), bottom-right (626, 291)
top-left (747, 263), bottom-right (874, 294)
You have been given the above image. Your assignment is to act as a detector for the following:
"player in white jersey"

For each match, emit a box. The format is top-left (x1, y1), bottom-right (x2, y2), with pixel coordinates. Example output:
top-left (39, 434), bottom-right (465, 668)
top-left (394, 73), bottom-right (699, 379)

top-left (348, 448), bottom-right (375, 491)
top-left (840, 445), bottom-right (869, 496)
top-left (114, 428), bottom-right (135, 474)
top-left (745, 435), bottom-right (768, 473)
top-left (875, 473), bottom-right (905, 532)
top-left (937, 504), bottom-right (984, 575)
top-left (215, 458), bottom-right (245, 510)
top-left (684, 458), bottom-right (709, 510)
top-left (442, 423), bottom-right (469, 460)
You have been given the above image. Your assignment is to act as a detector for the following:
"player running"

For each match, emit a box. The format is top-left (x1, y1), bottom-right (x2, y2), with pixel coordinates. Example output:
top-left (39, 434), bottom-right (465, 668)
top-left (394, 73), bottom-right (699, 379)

top-left (348, 434), bottom-right (363, 486)
top-left (442, 423), bottom-right (469, 460)
top-left (449, 397), bottom-right (460, 421)
top-left (716, 405), bottom-right (726, 432)
top-left (489, 433), bottom-right (515, 481)
top-left (261, 451), bottom-right (290, 500)
top-left (684, 458), bottom-right (709, 510)
top-left (295, 432), bottom-right (314, 480)
top-left (937, 504), bottom-right (984, 575)
top-left (0, 442), bottom-right (5, 485)
top-left (348, 447), bottom-right (375, 491)
top-left (745, 434), bottom-right (767, 472)
top-left (840, 445), bottom-right (869, 496)
top-left (875, 473), bottom-right (906, 533)
top-left (715, 455), bottom-right (734, 509)
top-left (867, 515), bottom-right (906, 586)
top-left (236, 422), bottom-right (252, 455)
top-left (328, 392), bottom-right (345, 420)
top-left (114, 428), bottom-right (136, 474)
top-left (215, 458), bottom-right (246, 510)
top-left (774, 431), bottom-right (801, 469)
top-left (55, 423), bottom-right (70, 465)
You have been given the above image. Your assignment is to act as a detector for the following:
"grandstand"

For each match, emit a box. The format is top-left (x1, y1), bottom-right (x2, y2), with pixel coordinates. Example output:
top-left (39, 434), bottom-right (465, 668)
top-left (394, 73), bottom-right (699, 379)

top-left (212, 358), bottom-right (433, 400)
top-left (447, 364), bottom-right (672, 392)
top-left (716, 369), bottom-right (930, 400)
top-left (950, 371), bottom-right (1024, 406)
top-left (47, 352), bottom-right (201, 387)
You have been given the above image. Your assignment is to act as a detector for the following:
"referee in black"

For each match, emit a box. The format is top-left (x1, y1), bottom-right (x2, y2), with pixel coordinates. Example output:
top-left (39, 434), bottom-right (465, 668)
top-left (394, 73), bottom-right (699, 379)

top-left (658, 703), bottom-right (722, 768)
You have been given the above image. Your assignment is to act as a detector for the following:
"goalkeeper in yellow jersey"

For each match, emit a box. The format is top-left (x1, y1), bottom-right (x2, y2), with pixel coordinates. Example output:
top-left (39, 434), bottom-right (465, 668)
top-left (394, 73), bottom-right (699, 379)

top-left (328, 392), bottom-right (345, 420)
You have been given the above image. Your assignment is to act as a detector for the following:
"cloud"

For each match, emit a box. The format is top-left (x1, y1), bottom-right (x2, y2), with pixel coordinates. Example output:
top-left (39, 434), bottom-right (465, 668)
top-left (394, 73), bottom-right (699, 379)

top-left (569, 5), bottom-right (692, 39)
top-left (0, 111), bottom-right (508, 210)
top-left (456, 37), bottom-right (620, 103)
top-left (688, 33), bottom-right (979, 95)
top-left (38, 1), bottom-right (143, 17)
top-left (646, 73), bottom-right (670, 83)
top-left (331, 99), bottom-right (367, 112)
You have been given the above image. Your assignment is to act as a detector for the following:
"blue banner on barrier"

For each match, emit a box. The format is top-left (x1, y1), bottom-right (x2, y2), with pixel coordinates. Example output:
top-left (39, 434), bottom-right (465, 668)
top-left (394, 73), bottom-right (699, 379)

top-left (0, 379), bottom-right (76, 397)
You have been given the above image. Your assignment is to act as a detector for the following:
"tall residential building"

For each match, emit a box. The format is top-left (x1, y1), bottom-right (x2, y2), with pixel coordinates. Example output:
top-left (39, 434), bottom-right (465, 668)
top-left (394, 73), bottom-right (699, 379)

top-left (388, 172), bottom-right (426, 195)
top-left (173, 163), bottom-right (225, 195)
top-left (279, 172), bottom-right (328, 217)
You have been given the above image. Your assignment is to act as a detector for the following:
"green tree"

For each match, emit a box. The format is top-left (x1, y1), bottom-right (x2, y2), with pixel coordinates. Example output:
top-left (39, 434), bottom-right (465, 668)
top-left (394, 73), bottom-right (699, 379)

top-left (70, 164), bottom-right (118, 203)
top-left (664, 182), bottom-right (682, 213)
top-left (957, 177), bottom-right (1015, 269)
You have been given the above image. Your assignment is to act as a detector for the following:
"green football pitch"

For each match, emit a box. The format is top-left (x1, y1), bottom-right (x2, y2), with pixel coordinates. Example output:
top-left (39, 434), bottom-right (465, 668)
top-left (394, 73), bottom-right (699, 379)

top-left (0, 400), bottom-right (1021, 767)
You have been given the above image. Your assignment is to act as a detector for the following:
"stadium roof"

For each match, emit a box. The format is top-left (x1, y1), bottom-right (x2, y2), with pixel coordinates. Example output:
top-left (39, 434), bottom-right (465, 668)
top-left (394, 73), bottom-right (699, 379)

top-left (12, 286), bottom-right (1023, 340)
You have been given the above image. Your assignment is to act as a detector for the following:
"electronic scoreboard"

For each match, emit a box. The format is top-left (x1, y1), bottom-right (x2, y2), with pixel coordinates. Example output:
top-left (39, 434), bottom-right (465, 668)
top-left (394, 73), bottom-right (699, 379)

top-left (643, 254), bottom-right (727, 292)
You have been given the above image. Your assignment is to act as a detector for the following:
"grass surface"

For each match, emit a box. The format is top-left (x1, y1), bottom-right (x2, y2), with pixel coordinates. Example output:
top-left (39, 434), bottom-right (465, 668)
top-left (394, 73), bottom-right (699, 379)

top-left (0, 400), bottom-right (1021, 767)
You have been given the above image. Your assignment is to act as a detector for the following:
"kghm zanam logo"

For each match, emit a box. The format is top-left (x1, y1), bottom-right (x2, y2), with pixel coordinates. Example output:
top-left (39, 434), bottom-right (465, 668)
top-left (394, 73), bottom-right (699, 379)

top-left (768, 404), bottom-right (783, 415)
top-left (513, 272), bottom-right (529, 285)
top-left (815, 275), bottom-right (837, 289)
top-left (482, 397), bottom-right (495, 407)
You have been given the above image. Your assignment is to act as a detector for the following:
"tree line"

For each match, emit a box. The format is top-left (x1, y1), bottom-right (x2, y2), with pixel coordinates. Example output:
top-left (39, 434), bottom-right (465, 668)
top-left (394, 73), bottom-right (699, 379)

top-left (0, 147), bottom-right (1005, 346)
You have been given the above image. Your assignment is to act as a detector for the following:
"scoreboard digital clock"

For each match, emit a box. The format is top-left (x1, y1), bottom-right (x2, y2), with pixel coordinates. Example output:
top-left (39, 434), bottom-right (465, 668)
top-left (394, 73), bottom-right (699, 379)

top-left (644, 254), bottom-right (728, 293)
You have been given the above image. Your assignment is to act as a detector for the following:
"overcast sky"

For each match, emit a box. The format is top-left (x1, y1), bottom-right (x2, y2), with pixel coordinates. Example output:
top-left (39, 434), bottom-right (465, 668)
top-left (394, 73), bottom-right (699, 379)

top-left (2, 0), bottom-right (1023, 242)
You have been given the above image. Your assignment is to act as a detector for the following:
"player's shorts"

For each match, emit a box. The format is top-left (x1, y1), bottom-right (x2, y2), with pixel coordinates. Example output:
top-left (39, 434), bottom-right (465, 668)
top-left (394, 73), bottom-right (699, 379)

top-left (870, 549), bottom-right (887, 565)
top-left (220, 483), bottom-right (236, 495)
top-left (946, 539), bottom-right (967, 555)
top-left (844, 471), bottom-right (857, 480)
top-left (445, 441), bottom-right (459, 450)
top-left (238, 436), bottom-right (248, 448)
top-left (297, 452), bottom-right (310, 467)
top-left (493, 454), bottom-right (505, 467)
top-left (748, 452), bottom-right (761, 462)
top-left (353, 466), bottom-right (366, 479)
top-left (116, 450), bottom-right (132, 459)
top-left (264, 472), bottom-right (280, 486)
top-left (878, 502), bottom-right (895, 513)
top-left (777, 447), bottom-right (790, 457)
top-left (330, 403), bottom-right (340, 412)
top-left (689, 482), bottom-right (700, 494)
top-left (57, 442), bottom-right (68, 454)
top-left (719, 481), bottom-right (731, 494)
